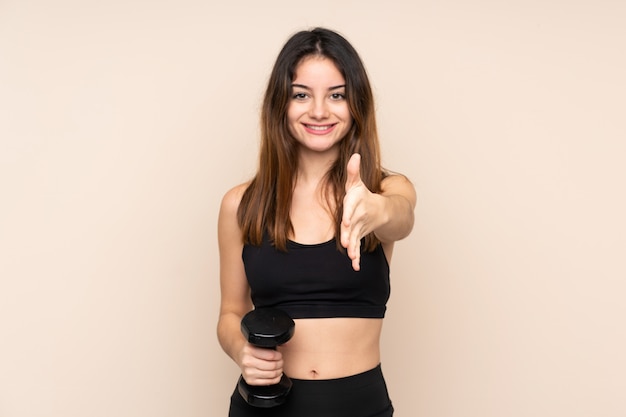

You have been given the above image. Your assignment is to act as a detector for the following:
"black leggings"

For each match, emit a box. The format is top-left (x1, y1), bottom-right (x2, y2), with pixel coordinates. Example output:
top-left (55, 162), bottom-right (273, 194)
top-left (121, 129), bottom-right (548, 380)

top-left (228, 364), bottom-right (393, 417)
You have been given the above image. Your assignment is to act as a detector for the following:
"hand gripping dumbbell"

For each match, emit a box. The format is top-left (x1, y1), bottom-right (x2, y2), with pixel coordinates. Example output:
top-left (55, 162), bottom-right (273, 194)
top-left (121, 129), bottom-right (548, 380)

top-left (237, 308), bottom-right (295, 408)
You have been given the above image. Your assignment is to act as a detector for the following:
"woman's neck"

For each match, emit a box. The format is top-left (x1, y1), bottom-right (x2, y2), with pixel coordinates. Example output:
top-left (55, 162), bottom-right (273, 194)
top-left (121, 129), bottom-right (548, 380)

top-left (296, 148), bottom-right (339, 186)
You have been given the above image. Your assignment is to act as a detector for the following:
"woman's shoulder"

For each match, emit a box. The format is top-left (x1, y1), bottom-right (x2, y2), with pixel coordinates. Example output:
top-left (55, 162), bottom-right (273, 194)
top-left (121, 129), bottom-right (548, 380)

top-left (218, 182), bottom-right (252, 241)
top-left (380, 172), bottom-right (417, 204)
top-left (220, 182), bottom-right (251, 214)
top-left (381, 171), bottom-right (413, 188)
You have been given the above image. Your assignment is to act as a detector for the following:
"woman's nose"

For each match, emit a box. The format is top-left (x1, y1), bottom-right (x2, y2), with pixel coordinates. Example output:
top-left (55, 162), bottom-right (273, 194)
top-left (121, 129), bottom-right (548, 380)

top-left (309, 98), bottom-right (329, 119)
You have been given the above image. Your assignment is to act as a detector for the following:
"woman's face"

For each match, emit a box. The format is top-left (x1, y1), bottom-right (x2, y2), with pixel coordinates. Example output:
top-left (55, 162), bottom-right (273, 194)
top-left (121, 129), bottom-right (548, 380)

top-left (287, 56), bottom-right (353, 156)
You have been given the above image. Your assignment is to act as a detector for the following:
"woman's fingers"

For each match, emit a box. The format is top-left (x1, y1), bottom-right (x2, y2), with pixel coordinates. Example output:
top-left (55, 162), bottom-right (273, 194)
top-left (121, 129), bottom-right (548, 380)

top-left (240, 344), bottom-right (284, 385)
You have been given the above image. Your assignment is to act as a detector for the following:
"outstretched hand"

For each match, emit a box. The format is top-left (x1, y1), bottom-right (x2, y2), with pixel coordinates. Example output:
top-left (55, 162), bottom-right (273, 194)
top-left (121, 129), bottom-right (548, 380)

top-left (341, 153), bottom-right (381, 271)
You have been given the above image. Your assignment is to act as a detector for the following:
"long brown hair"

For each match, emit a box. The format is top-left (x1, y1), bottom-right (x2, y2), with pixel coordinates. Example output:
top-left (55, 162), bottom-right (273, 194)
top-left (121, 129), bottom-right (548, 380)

top-left (237, 27), bottom-right (384, 251)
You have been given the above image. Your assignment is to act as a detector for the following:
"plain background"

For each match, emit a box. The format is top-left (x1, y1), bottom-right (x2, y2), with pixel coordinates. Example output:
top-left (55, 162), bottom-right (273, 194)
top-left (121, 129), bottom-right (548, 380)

top-left (1, 0), bottom-right (625, 416)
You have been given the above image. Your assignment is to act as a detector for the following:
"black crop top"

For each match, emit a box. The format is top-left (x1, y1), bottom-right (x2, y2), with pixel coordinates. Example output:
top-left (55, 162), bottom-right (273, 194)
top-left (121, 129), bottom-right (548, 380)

top-left (242, 234), bottom-right (390, 319)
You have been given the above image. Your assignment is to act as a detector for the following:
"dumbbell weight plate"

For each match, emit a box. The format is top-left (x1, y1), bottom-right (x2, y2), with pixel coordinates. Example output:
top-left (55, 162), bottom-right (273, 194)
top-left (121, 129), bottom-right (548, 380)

top-left (241, 308), bottom-right (295, 347)
top-left (237, 374), bottom-right (292, 408)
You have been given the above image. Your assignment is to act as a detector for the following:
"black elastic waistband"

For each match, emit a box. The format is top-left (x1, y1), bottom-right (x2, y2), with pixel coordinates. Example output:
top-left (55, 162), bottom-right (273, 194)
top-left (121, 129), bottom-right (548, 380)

top-left (289, 364), bottom-right (383, 390)
top-left (229, 363), bottom-right (392, 416)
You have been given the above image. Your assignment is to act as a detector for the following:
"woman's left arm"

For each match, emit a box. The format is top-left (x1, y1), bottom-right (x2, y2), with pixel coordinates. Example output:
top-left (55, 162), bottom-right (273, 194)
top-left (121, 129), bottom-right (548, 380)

top-left (373, 173), bottom-right (417, 242)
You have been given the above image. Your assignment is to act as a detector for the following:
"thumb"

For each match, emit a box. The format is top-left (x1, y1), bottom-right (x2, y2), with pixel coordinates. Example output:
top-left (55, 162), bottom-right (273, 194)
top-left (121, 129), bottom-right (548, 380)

top-left (345, 153), bottom-right (362, 191)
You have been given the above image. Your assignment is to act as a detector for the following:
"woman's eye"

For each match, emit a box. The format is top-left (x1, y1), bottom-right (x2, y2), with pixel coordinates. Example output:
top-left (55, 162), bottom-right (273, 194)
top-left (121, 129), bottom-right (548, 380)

top-left (293, 92), bottom-right (308, 100)
top-left (330, 93), bottom-right (346, 100)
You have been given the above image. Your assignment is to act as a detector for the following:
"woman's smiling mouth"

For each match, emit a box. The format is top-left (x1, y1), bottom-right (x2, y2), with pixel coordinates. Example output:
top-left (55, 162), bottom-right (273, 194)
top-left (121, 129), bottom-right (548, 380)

top-left (303, 123), bottom-right (337, 134)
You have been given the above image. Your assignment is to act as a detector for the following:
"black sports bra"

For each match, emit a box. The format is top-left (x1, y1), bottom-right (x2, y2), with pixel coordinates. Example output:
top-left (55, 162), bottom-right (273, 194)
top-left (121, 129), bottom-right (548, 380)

top-left (242, 234), bottom-right (390, 319)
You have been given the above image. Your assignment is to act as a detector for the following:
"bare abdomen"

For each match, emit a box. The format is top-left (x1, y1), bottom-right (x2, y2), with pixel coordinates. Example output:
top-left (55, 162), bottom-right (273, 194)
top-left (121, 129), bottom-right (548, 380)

top-left (278, 317), bottom-right (383, 380)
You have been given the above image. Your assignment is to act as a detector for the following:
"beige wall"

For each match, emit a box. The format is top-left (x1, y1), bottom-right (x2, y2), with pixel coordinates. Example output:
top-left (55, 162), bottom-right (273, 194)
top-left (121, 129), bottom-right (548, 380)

top-left (1, 0), bottom-right (624, 416)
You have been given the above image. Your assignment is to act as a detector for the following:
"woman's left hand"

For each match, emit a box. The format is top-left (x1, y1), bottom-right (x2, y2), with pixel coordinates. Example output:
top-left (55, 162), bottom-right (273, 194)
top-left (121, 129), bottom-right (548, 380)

top-left (340, 153), bottom-right (384, 271)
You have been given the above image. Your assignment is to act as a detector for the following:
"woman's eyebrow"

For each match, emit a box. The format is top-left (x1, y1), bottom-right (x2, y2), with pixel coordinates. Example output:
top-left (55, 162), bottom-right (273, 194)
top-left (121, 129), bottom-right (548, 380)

top-left (291, 83), bottom-right (346, 90)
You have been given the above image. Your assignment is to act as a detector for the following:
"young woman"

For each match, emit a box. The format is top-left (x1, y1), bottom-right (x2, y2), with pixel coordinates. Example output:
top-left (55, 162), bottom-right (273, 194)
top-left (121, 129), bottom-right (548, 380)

top-left (217, 27), bottom-right (416, 417)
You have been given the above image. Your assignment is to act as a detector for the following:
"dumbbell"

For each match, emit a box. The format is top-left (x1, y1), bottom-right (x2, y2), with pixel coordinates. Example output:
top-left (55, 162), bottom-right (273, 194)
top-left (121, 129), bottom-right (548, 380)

top-left (237, 307), bottom-right (295, 408)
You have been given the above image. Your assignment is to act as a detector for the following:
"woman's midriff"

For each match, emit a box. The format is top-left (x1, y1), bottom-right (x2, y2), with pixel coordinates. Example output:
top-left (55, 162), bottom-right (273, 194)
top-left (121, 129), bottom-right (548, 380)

top-left (278, 317), bottom-right (383, 380)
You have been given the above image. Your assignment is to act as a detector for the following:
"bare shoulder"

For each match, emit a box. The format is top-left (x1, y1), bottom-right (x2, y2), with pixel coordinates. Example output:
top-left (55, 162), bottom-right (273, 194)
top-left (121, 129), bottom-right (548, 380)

top-left (218, 182), bottom-right (251, 241)
top-left (381, 173), bottom-right (417, 208)
top-left (219, 182), bottom-right (251, 217)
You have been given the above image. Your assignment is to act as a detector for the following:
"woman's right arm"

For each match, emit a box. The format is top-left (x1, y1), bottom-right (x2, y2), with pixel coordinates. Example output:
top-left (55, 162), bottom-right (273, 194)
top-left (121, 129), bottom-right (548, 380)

top-left (217, 184), bottom-right (284, 386)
